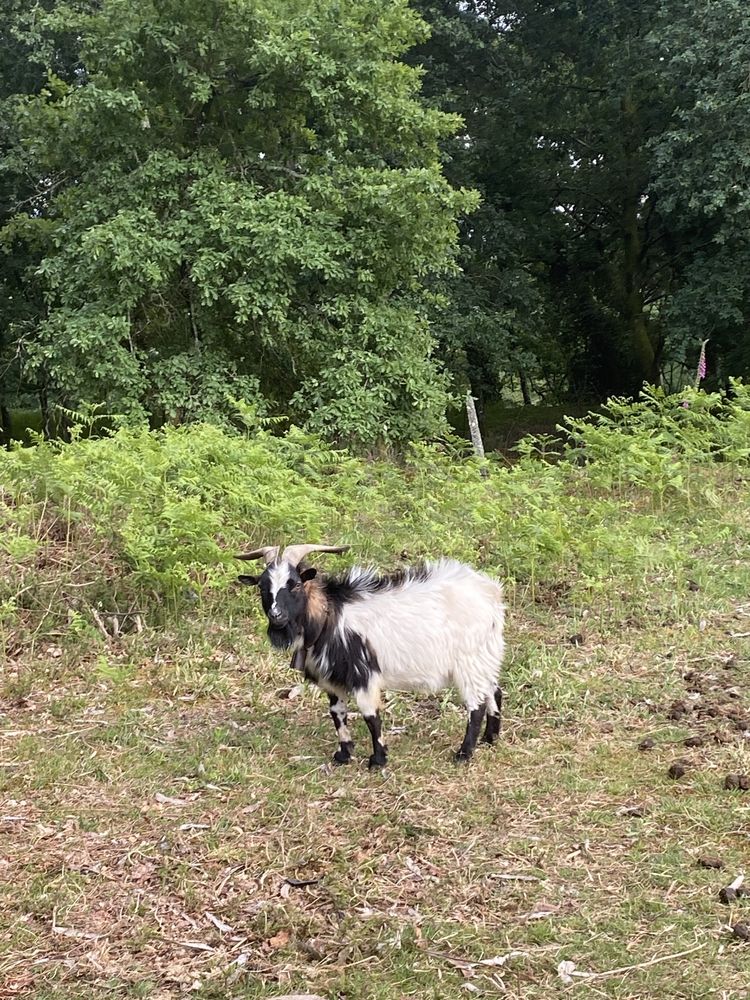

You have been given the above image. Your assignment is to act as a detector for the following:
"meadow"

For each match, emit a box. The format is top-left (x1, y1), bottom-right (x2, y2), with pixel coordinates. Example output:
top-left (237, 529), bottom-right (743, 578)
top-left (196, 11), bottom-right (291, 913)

top-left (1, 385), bottom-right (750, 999)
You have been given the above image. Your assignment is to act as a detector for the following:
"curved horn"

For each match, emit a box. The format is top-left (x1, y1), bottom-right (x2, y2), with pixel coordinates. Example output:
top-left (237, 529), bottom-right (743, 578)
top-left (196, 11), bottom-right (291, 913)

top-left (282, 543), bottom-right (350, 567)
top-left (235, 545), bottom-right (280, 566)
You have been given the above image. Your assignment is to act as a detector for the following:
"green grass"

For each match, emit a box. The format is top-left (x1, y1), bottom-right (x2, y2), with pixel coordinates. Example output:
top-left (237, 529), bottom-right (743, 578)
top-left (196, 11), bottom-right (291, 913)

top-left (2, 503), bottom-right (750, 998)
top-left (1, 387), bottom-right (750, 996)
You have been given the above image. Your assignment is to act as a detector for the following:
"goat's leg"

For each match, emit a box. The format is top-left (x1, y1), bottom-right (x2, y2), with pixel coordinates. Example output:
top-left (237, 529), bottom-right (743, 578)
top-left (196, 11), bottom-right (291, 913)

top-left (455, 704), bottom-right (486, 762)
top-left (354, 687), bottom-right (387, 769)
top-left (328, 693), bottom-right (354, 765)
top-left (483, 686), bottom-right (503, 744)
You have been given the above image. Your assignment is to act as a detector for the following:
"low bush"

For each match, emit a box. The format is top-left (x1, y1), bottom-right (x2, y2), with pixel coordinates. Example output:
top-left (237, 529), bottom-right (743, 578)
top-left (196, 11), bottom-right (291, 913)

top-left (0, 382), bottom-right (748, 652)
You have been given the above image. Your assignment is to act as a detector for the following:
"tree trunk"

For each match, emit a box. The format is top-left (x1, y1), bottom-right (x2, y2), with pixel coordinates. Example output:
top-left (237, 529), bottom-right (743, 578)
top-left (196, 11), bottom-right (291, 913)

top-left (465, 389), bottom-right (488, 478)
top-left (0, 398), bottom-right (11, 444)
top-left (620, 94), bottom-right (660, 391)
top-left (519, 369), bottom-right (532, 405)
top-left (39, 384), bottom-right (51, 438)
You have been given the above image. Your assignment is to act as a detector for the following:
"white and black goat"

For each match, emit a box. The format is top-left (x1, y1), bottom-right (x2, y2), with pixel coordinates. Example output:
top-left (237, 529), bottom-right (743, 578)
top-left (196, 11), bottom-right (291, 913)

top-left (237, 543), bottom-right (505, 767)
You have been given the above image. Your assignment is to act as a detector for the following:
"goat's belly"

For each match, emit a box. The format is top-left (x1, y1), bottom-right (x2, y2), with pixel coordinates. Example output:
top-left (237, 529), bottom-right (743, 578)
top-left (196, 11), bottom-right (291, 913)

top-left (378, 659), bottom-right (454, 694)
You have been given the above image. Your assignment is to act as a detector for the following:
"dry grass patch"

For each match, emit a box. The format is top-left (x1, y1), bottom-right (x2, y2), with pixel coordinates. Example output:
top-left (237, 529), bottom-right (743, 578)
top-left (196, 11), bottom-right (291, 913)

top-left (3, 577), bottom-right (750, 998)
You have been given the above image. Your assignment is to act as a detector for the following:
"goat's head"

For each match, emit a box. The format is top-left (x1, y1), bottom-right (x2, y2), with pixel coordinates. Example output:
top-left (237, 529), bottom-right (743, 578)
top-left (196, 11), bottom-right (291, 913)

top-left (236, 543), bottom-right (349, 650)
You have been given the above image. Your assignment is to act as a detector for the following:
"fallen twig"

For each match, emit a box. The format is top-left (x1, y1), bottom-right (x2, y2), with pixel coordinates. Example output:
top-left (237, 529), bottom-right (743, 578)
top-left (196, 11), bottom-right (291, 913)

top-left (428, 948), bottom-right (529, 970)
top-left (488, 873), bottom-right (541, 882)
top-left (90, 608), bottom-right (110, 640)
top-left (205, 911), bottom-right (234, 933)
top-left (161, 938), bottom-right (215, 953)
top-left (52, 909), bottom-right (108, 941)
top-left (565, 941), bottom-right (708, 983)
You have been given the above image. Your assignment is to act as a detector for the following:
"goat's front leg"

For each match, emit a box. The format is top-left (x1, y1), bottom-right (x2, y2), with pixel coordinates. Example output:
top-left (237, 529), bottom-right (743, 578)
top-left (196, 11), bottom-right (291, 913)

top-left (354, 686), bottom-right (388, 769)
top-left (328, 693), bottom-right (354, 765)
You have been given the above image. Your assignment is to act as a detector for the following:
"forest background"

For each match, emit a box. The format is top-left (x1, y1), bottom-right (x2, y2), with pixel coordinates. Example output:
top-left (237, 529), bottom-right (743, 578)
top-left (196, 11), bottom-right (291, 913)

top-left (3, 0), bottom-right (749, 446)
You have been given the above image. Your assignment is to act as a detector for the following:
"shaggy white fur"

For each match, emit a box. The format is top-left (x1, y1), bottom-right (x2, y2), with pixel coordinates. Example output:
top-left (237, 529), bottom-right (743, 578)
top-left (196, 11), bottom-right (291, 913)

top-left (337, 559), bottom-right (504, 712)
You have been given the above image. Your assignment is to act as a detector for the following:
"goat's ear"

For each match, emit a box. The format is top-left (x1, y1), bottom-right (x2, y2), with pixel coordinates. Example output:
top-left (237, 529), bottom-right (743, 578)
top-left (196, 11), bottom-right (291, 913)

top-left (300, 567), bottom-right (318, 582)
top-left (238, 574), bottom-right (260, 586)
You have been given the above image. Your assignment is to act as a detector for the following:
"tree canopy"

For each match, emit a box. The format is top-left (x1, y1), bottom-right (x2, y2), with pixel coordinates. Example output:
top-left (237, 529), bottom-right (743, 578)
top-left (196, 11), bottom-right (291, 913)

top-left (411, 0), bottom-right (750, 404)
top-left (2, 0), bottom-right (749, 442)
top-left (1, 0), bottom-right (474, 441)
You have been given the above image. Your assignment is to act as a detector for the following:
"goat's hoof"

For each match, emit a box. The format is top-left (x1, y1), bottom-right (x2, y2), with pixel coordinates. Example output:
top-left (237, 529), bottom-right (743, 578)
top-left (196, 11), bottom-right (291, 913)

top-left (454, 749), bottom-right (472, 763)
top-left (333, 742), bottom-right (354, 765)
top-left (368, 753), bottom-right (388, 770)
top-left (483, 733), bottom-right (497, 745)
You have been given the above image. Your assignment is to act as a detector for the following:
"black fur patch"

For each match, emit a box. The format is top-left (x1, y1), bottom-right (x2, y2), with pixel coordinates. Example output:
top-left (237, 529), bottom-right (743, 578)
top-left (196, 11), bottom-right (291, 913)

top-left (303, 566), bottom-right (434, 691)
top-left (254, 564), bottom-right (309, 647)
top-left (484, 687), bottom-right (503, 744)
top-left (309, 624), bottom-right (379, 691)
top-left (268, 623), bottom-right (299, 650)
top-left (456, 706), bottom-right (486, 762)
top-left (324, 564), bottom-right (432, 610)
top-left (484, 714), bottom-right (501, 743)
top-left (328, 694), bottom-right (354, 765)
top-left (333, 742), bottom-right (354, 765)
top-left (368, 564), bottom-right (432, 591)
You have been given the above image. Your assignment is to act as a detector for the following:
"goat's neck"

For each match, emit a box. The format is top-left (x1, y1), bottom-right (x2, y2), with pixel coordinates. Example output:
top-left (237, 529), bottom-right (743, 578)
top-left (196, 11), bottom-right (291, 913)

top-left (303, 578), bottom-right (329, 648)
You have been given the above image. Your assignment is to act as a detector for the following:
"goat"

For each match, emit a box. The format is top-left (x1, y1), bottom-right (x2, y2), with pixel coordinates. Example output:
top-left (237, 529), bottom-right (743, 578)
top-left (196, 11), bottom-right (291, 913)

top-left (237, 543), bottom-right (505, 767)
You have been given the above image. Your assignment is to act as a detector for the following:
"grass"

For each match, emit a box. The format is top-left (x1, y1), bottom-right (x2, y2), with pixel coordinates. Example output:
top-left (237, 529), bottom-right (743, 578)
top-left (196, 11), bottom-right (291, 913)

top-left (2, 483), bottom-right (750, 999)
top-left (1, 387), bottom-right (750, 997)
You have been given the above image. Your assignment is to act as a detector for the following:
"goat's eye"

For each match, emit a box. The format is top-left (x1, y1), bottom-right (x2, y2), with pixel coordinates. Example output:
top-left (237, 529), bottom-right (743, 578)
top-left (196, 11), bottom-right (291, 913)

top-left (288, 580), bottom-right (299, 591)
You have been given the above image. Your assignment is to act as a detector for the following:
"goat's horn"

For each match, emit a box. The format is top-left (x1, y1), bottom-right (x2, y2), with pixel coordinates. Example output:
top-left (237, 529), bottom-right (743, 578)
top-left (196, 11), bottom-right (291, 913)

top-left (282, 543), bottom-right (350, 567)
top-left (235, 545), bottom-right (280, 566)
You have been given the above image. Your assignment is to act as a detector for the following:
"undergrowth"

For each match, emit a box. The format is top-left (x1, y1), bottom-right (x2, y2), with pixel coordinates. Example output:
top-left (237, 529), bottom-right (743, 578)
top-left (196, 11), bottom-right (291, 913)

top-left (0, 382), bottom-right (748, 655)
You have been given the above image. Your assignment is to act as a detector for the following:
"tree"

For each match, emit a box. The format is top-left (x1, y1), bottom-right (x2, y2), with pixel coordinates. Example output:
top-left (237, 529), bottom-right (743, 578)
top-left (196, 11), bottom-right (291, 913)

top-left (408, 0), bottom-right (552, 409)
top-left (649, 0), bottom-right (750, 385)
top-left (411, 0), bottom-right (750, 403)
top-left (1, 0), bottom-right (80, 436)
top-left (2, 0), bottom-right (475, 442)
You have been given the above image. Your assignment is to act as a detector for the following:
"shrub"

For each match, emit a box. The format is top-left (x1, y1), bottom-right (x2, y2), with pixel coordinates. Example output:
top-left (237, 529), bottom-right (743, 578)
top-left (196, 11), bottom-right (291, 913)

top-left (0, 384), bottom-right (747, 650)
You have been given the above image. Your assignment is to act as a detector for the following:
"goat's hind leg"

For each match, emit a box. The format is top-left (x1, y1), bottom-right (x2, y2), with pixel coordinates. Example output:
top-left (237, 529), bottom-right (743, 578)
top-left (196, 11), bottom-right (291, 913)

top-left (455, 703), bottom-right (487, 762)
top-left (328, 693), bottom-right (354, 765)
top-left (483, 686), bottom-right (503, 744)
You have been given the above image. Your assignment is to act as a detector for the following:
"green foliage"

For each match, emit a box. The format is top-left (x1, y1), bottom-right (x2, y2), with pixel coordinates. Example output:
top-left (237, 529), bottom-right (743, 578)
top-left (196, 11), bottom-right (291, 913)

top-left (561, 382), bottom-right (750, 497)
top-left (1, 388), bottom-right (747, 650)
top-left (3, 0), bottom-right (750, 435)
top-left (649, 0), bottom-right (750, 380)
top-left (1, 0), bottom-right (475, 443)
top-left (409, 0), bottom-right (750, 403)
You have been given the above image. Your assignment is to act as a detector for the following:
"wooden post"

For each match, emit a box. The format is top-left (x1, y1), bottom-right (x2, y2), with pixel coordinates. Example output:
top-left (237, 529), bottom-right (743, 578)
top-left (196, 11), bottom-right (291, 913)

top-left (465, 389), bottom-right (488, 477)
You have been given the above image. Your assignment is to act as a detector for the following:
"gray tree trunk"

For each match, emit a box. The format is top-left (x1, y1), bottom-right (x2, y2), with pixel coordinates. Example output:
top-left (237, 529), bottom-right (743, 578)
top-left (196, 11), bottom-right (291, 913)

top-left (465, 389), bottom-right (488, 477)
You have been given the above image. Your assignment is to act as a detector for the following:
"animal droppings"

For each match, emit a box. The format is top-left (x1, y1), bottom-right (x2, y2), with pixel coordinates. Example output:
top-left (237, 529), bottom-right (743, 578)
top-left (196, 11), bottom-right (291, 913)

top-left (724, 774), bottom-right (750, 790)
top-left (667, 701), bottom-right (689, 721)
top-left (683, 735), bottom-right (704, 748)
top-left (697, 856), bottom-right (725, 870)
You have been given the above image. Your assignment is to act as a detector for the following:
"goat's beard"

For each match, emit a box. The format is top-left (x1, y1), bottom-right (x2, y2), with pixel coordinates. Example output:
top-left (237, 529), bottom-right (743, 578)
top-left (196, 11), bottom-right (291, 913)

top-left (268, 622), bottom-right (301, 650)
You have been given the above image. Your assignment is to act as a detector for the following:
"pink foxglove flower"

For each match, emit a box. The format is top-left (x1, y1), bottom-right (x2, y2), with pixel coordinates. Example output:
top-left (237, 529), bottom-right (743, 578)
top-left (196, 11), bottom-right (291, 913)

top-left (694, 339), bottom-right (709, 390)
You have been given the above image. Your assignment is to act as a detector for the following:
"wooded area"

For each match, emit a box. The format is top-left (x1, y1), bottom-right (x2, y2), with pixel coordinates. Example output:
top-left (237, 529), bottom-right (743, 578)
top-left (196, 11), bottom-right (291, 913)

top-left (2, 0), bottom-right (749, 443)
